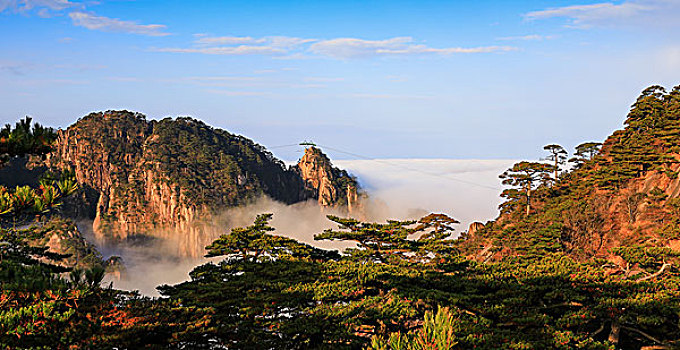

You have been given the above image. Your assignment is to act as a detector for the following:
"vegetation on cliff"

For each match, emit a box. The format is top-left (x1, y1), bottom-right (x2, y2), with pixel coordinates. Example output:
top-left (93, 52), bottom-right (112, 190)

top-left (295, 146), bottom-right (361, 209)
top-left (0, 117), bottom-right (56, 166)
top-left (4, 86), bottom-right (680, 348)
top-left (47, 111), bottom-right (357, 240)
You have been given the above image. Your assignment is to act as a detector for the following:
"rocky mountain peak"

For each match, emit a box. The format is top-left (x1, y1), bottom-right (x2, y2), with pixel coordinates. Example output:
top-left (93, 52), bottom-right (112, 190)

top-left (42, 111), bottom-right (361, 255)
top-left (295, 146), bottom-right (361, 213)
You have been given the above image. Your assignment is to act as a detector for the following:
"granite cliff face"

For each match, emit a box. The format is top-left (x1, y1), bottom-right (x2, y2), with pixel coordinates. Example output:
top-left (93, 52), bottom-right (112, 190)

top-left (46, 111), bottom-right (359, 254)
top-left (294, 147), bottom-right (361, 212)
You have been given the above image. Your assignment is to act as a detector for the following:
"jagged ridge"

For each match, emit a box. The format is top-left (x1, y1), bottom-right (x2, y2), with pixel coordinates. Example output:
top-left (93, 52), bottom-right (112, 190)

top-left (46, 110), bottom-right (360, 243)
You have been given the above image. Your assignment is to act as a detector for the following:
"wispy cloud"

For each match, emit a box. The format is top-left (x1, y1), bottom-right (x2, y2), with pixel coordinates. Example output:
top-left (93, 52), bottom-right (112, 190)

top-left (157, 35), bottom-right (315, 55)
top-left (155, 46), bottom-right (284, 55)
top-left (497, 34), bottom-right (556, 41)
top-left (195, 36), bottom-right (258, 45)
top-left (156, 35), bottom-right (516, 59)
top-left (1, 1), bottom-right (172, 36)
top-left (186, 76), bottom-right (261, 82)
top-left (69, 12), bottom-right (170, 36)
top-left (309, 37), bottom-right (514, 58)
top-left (195, 35), bottom-right (314, 48)
top-left (524, 1), bottom-right (679, 28)
top-left (180, 76), bottom-right (333, 89)
top-left (14, 78), bottom-right (90, 86)
top-left (205, 89), bottom-right (269, 97)
top-left (347, 93), bottom-right (434, 100)
top-left (0, 0), bottom-right (78, 13)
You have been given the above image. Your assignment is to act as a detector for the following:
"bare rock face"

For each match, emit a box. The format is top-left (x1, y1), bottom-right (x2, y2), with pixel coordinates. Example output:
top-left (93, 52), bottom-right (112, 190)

top-left (30, 217), bottom-right (105, 269)
top-left (46, 111), bottom-right (360, 255)
top-left (467, 222), bottom-right (485, 238)
top-left (295, 147), bottom-right (362, 213)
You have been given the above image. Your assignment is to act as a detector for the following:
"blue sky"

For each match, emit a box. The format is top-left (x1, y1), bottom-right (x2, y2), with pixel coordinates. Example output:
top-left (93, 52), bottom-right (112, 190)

top-left (1, 0), bottom-right (680, 161)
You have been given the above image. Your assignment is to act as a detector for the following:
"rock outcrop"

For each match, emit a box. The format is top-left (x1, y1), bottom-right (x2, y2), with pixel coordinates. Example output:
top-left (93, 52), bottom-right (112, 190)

top-left (44, 111), bottom-right (359, 255)
top-left (466, 222), bottom-right (485, 238)
top-left (29, 217), bottom-right (106, 269)
top-left (295, 146), bottom-right (362, 213)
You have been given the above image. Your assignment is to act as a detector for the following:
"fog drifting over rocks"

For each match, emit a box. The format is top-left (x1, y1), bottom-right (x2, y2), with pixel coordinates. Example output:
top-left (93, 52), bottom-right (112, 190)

top-left (97, 158), bottom-right (515, 296)
top-left (336, 159), bottom-right (516, 229)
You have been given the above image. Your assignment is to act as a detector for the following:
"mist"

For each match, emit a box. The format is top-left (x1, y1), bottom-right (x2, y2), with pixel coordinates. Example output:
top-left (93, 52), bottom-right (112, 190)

top-left (90, 158), bottom-right (514, 296)
top-left (336, 158), bottom-right (516, 228)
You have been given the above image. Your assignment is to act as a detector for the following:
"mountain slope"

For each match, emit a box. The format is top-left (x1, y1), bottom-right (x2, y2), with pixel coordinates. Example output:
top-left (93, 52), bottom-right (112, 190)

top-left (468, 85), bottom-right (680, 262)
top-left (46, 110), bottom-right (359, 246)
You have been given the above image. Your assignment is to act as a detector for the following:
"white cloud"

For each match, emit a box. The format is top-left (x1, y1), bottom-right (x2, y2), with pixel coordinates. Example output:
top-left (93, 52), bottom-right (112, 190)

top-left (195, 36), bottom-right (258, 45)
top-left (335, 159), bottom-right (516, 228)
top-left (157, 35), bottom-right (315, 55)
top-left (524, 1), bottom-right (679, 28)
top-left (266, 36), bottom-right (316, 48)
top-left (158, 35), bottom-right (516, 59)
top-left (187, 76), bottom-right (261, 82)
top-left (497, 34), bottom-right (556, 41)
top-left (308, 37), bottom-right (514, 58)
top-left (1, 2), bottom-right (172, 35)
top-left (0, 0), bottom-right (76, 13)
top-left (155, 45), bottom-right (284, 55)
top-left (69, 11), bottom-right (170, 36)
top-left (195, 35), bottom-right (314, 47)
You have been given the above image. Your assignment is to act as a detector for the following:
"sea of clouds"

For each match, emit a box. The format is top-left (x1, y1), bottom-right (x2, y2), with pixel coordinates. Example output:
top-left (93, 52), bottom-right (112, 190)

top-left (97, 158), bottom-right (515, 296)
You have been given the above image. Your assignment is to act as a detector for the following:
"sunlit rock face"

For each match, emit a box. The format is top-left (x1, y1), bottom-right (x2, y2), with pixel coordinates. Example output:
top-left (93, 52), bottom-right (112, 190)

top-left (45, 111), bottom-right (360, 256)
top-left (295, 146), bottom-right (362, 214)
top-left (467, 222), bottom-right (485, 238)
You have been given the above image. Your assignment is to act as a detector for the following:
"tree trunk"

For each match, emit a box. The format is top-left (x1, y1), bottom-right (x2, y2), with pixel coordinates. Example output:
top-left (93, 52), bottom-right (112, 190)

top-left (609, 321), bottom-right (620, 344)
top-left (526, 187), bottom-right (531, 216)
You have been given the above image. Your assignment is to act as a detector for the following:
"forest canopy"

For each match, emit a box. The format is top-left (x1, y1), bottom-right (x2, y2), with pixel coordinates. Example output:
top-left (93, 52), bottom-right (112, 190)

top-left (3, 86), bottom-right (680, 349)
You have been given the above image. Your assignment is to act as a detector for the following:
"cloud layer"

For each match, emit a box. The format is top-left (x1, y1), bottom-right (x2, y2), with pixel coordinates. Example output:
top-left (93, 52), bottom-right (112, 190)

top-left (0, 0), bottom-right (170, 36)
top-left (0, 0), bottom-right (76, 13)
top-left (98, 158), bottom-right (515, 296)
top-left (497, 34), bottom-right (556, 41)
top-left (157, 35), bottom-right (515, 59)
top-left (525, 0), bottom-right (679, 28)
top-left (69, 12), bottom-right (170, 36)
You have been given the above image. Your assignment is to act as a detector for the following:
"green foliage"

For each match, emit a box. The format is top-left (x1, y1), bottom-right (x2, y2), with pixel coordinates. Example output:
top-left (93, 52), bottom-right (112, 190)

top-left (3, 94), bottom-right (680, 349)
top-left (147, 116), bottom-right (306, 207)
top-left (0, 117), bottom-right (56, 164)
top-left (370, 307), bottom-right (458, 350)
top-left (315, 213), bottom-right (459, 264)
top-left (155, 212), bottom-right (680, 349)
top-left (569, 142), bottom-right (602, 168)
top-left (0, 170), bottom-right (78, 224)
top-left (543, 144), bottom-right (567, 181)
top-left (500, 161), bottom-right (555, 216)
